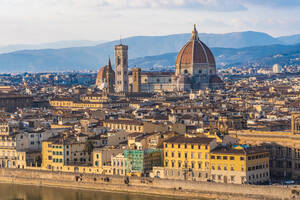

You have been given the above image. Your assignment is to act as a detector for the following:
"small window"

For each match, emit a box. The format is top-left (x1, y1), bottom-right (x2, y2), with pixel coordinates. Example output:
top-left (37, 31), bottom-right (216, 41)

top-left (230, 156), bottom-right (235, 160)
top-left (184, 69), bottom-right (188, 74)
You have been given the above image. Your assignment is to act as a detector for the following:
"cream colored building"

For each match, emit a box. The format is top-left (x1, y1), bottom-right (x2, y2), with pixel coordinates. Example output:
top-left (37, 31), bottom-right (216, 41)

top-left (0, 123), bottom-right (26, 169)
top-left (111, 153), bottom-right (126, 176)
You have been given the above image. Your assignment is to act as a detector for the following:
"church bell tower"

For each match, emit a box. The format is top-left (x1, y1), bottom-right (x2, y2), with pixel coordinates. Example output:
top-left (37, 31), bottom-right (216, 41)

top-left (114, 44), bottom-right (128, 93)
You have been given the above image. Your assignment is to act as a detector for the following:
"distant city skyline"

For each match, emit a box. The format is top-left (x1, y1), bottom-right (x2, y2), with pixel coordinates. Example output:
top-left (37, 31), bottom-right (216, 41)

top-left (0, 0), bottom-right (300, 46)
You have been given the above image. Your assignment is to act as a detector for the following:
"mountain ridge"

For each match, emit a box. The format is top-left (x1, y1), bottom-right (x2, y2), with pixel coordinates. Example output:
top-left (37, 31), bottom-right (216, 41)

top-left (0, 31), bottom-right (299, 73)
top-left (129, 43), bottom-right (300, 70)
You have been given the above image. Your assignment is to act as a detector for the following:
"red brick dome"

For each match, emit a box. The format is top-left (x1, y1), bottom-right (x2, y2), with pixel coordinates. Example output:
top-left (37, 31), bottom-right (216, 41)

top-left (96, 66), bottom-right (108, 81)
top-left (176, 26), bottom-right (215, 66)
top-left (96, 59), bottom-right (115, 88)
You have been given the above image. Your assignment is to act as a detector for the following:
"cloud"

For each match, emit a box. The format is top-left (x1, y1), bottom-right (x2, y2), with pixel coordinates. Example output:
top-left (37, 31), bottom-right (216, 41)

top-left (92, 0), bottom-right (247, 11)
top-left (0, 0), bottom-right (299, 46)
top-left (243, 0), bottom-right (300, 7)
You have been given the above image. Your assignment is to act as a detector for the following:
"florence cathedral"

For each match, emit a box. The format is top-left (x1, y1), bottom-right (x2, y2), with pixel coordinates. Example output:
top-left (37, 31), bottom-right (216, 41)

top-left (96, 25), bottom-right (224, 93)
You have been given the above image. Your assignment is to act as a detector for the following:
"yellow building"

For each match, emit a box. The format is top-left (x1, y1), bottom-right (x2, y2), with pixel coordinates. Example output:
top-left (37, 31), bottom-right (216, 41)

top-left (42, 140), bottom-right (64, 171)
top-left (0, 122), bottom-right (10, 135)
top-left (42, 137), bottom-right (121, 175)
top-left (153, 135), bottom-right (269, 184)
top-left (103, 120), bottom-right (144, 133)
top-left (154, 135), bottom-right (217, 181)
top-left (210, 145), bottom-right (269, 184)
top-left (49, 98), bottom-right (103, 110)
top-left (0, 122), bottom-right (27, 169)
top-left (49, 98), bottom-right (129, 111)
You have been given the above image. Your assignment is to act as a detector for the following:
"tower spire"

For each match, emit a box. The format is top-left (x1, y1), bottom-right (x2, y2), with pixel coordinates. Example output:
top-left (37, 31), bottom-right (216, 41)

top-left (108, 57), bottom-right (112, 69)
top-left (105, 57), bottom-right (114, 94)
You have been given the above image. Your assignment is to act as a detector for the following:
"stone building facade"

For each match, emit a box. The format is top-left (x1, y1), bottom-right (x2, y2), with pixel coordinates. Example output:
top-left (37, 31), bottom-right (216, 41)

top-left (0, 94), bottom-right (33, 112)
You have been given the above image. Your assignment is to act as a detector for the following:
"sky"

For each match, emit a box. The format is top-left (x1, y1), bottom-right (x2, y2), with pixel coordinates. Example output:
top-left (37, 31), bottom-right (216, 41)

top-left (0, 0), bottom-right (300, 46)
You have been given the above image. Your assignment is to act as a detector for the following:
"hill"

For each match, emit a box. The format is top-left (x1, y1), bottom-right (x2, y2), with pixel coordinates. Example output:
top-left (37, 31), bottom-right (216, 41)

top-left (0, 40), bottom-right (106, 54)
top-left (277, 34), bottom-right (300, 45)
top-left (129, 44), bottom-right (300, 70)
top-left (0, 31), bottom-right (299, 73)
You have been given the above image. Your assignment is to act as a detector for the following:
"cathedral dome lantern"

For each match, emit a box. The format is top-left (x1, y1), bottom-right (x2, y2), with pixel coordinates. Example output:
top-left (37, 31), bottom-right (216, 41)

top-left (175, 25), bottom-right (216, 76)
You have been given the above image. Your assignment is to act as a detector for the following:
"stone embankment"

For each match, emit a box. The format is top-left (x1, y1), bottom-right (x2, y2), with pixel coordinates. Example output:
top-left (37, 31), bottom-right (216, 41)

top-left (0, 168), bottom-right (299, 200)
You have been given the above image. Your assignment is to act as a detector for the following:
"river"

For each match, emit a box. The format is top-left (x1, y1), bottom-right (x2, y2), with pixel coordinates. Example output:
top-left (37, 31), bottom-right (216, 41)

top-left (0, 183), bottom-right (209, 200)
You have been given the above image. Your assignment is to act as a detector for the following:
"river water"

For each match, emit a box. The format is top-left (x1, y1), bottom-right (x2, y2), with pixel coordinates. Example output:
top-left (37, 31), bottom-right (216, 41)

top-left (0, 183), bottom-right (210, 200)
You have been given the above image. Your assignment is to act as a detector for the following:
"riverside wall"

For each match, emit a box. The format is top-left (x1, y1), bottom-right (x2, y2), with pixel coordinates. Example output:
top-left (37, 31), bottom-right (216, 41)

top-left (0, 168), bottom-right (299, 200)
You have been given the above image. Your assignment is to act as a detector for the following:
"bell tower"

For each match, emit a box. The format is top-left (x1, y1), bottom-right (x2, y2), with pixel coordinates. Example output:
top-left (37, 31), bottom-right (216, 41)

top-left (114, 44), bottom-right (128, 93)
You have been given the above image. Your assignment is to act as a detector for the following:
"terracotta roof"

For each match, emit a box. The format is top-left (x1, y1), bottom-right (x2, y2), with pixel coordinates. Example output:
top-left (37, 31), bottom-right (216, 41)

top-left (165, 135), bottom-right (214, 144)
top-left (211, 146), bottom-right (268, 155)
top-left (104, 120), bottom-right (143, 125)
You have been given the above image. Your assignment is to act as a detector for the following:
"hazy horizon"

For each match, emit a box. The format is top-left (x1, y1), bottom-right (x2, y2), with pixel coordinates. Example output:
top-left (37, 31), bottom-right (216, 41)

top-left (0, 30), bottom-right (299, 47)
